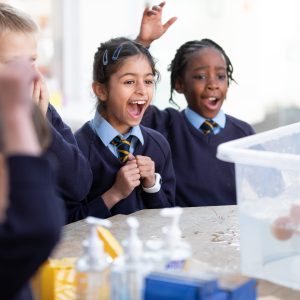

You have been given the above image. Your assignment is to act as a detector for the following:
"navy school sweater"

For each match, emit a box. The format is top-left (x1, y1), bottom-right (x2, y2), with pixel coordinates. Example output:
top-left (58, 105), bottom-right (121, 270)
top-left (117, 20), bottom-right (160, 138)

top-left (46, 104), bottom-right (93, 222)
top-left (72, 123), bottom-right (176, 220)
top-left (0, 156), bottom-right (64, 300)
top-left (142, 106), bottom-right (255, 206)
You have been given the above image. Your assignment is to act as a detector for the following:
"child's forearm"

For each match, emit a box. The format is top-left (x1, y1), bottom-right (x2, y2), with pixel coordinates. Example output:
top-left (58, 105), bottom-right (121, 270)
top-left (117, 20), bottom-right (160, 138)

top-left (2, 111), bottom-right (40, 156)
top-left (101, 187), bottom-right (123, 210)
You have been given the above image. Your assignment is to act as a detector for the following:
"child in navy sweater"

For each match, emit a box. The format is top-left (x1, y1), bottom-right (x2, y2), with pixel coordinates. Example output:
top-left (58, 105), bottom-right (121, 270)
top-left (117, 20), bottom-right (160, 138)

top-left (0, 61), bottom-right (64, 300)
top-left (75, 37), bottom-right (175, 219)
top-left (0, 3), bottom-right (92, 223)
top-left (137, 2), bottom-right (255, 206)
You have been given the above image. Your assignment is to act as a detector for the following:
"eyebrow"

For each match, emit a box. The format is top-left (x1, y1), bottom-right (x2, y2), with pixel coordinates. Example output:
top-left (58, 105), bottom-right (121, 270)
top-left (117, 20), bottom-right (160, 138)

top-left (193, 66), bottom-right (226, 71)
top-left (119, 72), bottom-right (154, 79)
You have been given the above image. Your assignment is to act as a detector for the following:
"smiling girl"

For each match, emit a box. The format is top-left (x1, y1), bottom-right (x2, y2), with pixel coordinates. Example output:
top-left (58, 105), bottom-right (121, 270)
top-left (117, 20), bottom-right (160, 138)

top-left (75, 37), bottom-right (175, 219)
top-left (138, 2), bottom-right (255, 206)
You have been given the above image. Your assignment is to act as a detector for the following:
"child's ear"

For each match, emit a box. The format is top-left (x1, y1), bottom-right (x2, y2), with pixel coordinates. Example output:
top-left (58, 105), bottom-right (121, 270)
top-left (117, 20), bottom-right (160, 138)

top-left (174, 79), bottom-right (184, 94)
top-left (92, 82), bottom-right (108, 101)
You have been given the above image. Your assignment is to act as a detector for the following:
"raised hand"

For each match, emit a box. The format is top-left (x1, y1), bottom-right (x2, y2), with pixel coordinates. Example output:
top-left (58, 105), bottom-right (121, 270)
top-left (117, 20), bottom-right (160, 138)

top-left (137, 1), bottom-right (177, 48)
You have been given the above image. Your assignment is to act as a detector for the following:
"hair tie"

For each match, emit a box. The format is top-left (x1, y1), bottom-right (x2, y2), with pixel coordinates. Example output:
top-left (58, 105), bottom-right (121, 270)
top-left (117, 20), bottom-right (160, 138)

top-left (112, 45), bottom-right (123, 61)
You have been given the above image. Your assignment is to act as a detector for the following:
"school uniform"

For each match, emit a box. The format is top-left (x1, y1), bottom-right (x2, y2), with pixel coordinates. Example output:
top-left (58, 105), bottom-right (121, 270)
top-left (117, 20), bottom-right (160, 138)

top-left (142, 106), bottom-right (255, 206)
top-left (46, 104), bottom-right (93, 223)
top-left (73, 112), bottom-right (176, 219)
top-left (0, 156), bottom-right (64, 300)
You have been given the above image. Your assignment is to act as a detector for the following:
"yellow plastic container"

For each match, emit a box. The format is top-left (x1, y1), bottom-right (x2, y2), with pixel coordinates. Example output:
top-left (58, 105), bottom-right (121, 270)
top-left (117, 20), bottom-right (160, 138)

top-left (31, 257), bottom-right (77, 300)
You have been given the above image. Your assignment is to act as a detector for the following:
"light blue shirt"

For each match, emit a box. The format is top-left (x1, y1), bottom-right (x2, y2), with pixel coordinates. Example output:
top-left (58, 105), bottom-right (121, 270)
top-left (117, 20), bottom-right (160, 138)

top-left (184, 107), bottom-right (226, 135)
top-left (89, 111), bottom-right (144, 158)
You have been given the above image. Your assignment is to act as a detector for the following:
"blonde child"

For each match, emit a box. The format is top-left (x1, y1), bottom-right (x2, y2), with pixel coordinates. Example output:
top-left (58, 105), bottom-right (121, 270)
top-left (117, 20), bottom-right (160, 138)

top-left (0, 3), bottom-right (92, 223)
top-left (0, 60), bottom-right (64, 300)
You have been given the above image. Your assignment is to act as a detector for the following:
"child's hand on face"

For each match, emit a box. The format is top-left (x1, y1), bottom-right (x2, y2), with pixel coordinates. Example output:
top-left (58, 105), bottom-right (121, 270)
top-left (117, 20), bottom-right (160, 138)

top-left (32, 69), bottom-right (49, 117)
top-left (137, 1), bottom-right (177, 48)
top-left (136, 155), bottom-right (155, 188)
top-left (0, 60), bottom-right (41, 156)
top-left (102, 154), bottom-right (141, 209)
top-left (0, 60), bottom-right (37, 117)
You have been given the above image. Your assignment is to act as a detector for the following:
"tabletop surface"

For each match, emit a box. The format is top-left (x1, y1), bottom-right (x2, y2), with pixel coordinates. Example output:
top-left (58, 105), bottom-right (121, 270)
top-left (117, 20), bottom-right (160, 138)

top-left (52, 206), bottom-right (300, 299)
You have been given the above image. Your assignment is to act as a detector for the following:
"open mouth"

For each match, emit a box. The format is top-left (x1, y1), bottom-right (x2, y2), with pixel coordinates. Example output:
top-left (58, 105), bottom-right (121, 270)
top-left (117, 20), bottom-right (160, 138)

top-left (205, 97), bottom-right (220, 108)
top-left (208, 97), bottom-right (218, 104)
top-left (127, 100), bottom-right (147, 118)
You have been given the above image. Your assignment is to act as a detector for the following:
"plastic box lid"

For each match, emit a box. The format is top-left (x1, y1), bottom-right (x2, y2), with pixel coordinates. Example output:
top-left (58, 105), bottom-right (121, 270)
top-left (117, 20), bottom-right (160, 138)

top-left (217, 122), bottom-right (300, 171)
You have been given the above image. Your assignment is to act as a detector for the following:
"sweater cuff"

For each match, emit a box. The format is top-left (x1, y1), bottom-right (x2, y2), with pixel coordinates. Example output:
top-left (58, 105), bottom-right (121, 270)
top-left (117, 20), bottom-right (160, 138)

top-left (141, 190), bottom-right (165, 208)
top-left (86, 197), bottom-right (112, 219)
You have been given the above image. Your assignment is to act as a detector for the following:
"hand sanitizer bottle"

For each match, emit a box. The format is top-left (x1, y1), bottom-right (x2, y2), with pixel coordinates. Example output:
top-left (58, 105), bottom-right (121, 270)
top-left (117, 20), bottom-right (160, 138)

top-left (160, 207), bottom-right (192, 270)
top-left (76, 217), bottom-right (112, 300)
top-left (111, 217), bottom-right (152, 300)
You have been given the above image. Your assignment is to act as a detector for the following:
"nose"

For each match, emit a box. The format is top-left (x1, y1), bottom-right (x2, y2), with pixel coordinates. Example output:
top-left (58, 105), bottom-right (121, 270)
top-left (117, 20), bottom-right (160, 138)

top-left (207, 76), bottom-right (219, 90)
top-left (135, 81), bottom-right (146, 95)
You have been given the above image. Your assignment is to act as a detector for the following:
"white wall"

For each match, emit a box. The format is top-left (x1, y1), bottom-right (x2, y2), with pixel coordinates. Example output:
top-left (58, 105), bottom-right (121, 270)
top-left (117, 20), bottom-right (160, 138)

top-left (8, 0), bottom-right (300, 128)
top-left (61, 0), bottom-right (300, 128)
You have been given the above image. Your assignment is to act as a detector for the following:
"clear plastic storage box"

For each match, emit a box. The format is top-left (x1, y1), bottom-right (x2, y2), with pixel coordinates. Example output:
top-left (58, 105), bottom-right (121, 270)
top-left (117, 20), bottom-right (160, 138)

top-left (217, 122), bottom-right (300, 290)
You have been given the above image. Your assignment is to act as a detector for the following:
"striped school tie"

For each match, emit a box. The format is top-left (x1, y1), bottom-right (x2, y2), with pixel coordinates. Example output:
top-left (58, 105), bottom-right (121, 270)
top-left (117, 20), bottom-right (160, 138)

top-left (111, 136), bottom-right (133, 163)
top-left (200, 119), bottom-right (218, 135)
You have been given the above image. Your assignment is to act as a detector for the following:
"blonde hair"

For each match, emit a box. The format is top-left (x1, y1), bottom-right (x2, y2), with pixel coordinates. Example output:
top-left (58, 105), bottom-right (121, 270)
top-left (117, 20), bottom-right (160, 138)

top-left (0, 3), bottom-right (38, 35)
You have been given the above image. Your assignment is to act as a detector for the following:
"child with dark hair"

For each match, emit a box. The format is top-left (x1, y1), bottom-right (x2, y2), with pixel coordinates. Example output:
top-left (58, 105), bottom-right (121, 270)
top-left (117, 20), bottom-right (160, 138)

top-left (0, 3), bottom-right (93, 223)
top-left (138, 2), bottom-right (255, 206)
top-left (75, 37), bottom-right (175, 219)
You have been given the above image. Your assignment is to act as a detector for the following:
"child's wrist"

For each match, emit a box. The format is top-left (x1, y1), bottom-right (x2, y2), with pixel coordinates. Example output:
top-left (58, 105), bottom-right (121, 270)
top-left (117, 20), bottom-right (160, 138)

top-left (102, 187), bottom-right (122, 209)
top-left (142, 173), bottom-right (162, 193)
top-left (142, 174), bottom-right (156, 188)
top-left (3, 115), bottom-right (41, 155)
top-left (136, 36), bottom-right (152, 49)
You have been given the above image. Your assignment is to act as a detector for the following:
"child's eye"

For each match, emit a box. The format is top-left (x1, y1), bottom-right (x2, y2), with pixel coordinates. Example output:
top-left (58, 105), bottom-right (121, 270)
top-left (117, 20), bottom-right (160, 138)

top-left (217, 74), bottom-right (227, 81)
top-left (193, 74), bottom-right (207, 80)
top-left (145, 79), bottom-right (154, 85)
top-left (124, 80), bottom-right (134, 85)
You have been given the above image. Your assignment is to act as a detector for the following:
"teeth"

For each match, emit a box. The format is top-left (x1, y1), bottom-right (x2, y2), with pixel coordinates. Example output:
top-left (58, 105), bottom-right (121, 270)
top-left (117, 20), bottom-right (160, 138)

top-left (130, 100), bottom-right (146, 104)
top-left (208, 97), bottom-right (217, 101)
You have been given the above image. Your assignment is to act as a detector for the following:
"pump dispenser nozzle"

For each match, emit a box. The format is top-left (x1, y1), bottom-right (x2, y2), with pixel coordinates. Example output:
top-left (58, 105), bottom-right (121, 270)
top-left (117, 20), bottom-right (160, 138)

top-left (123, 217), bottom-right (143, 262)
top-left (77, 217), bottom-right (112, 272)
top-left (160, 207), bottom-right (191, 270)
top-left (76, 217), bottom-right (112, 299)
top-left (111, 217), bottom-right (151, 300)
top-left (161, 207), bottom-right (183, 248)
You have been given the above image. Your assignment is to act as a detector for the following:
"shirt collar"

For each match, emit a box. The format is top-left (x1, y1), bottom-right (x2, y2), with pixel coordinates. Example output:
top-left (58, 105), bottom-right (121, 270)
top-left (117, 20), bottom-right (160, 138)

top-left (185, 107), bottom-right (226, 128)
top-left (90, 111), bottom-right (144, 146)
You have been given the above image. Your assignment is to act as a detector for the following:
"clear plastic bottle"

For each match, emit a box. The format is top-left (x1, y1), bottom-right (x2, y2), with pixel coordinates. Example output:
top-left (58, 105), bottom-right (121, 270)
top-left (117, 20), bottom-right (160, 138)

top-left (160, 207), bottom-right (192, 270)
top-left (110, 217), bottom-right (152, 300)
top-left (76, 217), bottom-right (112, 300)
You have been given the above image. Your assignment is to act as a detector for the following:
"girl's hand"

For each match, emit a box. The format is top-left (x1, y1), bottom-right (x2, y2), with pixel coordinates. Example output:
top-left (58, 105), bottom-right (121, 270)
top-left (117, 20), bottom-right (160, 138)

top-left (137, 1), bottom-right (177, 48)
top-left (102, 154), bottom-right (140, 209)
top-left (32, 69), bottom-right (49, 118)
top-left (136, 155), bottom-right (155, 188)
